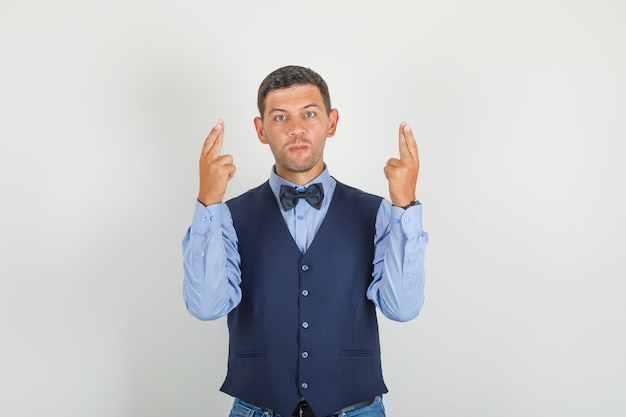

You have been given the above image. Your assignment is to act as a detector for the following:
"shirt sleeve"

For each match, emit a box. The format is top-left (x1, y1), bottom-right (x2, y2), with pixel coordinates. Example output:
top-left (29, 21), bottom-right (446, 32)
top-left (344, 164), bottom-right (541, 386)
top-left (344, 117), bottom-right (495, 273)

top-left (367, 200), bottom-right (429, 322)
top-left (181, 201), bottom-right (242, 320)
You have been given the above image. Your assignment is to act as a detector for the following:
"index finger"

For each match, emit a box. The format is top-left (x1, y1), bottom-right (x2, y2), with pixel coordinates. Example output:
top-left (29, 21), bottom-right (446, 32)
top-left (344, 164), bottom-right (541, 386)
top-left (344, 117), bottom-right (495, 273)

top-left (399, 122), bottom-right (419, 163)
top-left (201, 119), bottom-right (225, 159)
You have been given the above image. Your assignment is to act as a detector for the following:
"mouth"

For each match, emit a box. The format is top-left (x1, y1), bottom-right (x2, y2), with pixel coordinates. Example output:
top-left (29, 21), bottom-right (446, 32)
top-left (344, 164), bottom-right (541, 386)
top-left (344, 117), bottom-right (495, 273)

top-left (286, 141), bottom-right (311, 152)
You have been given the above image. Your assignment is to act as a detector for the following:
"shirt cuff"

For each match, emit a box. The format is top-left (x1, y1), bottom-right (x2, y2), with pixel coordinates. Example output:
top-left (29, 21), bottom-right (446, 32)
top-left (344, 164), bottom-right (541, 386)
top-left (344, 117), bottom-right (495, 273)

top-left (190, 200), bottom-right (223, 234)
top-left (390, 203), bottom-right (424, 238)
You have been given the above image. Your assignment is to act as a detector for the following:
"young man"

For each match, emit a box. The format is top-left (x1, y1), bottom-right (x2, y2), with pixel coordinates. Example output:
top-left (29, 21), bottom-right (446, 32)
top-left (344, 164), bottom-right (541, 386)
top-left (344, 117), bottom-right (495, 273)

top-left (182, 66), bottom-right (428, 417)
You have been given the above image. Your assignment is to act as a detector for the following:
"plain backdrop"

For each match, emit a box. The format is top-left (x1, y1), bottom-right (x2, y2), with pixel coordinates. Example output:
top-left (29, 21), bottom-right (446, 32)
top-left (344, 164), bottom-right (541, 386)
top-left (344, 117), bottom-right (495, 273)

top-left (1, 0), bottom-right (625, 416)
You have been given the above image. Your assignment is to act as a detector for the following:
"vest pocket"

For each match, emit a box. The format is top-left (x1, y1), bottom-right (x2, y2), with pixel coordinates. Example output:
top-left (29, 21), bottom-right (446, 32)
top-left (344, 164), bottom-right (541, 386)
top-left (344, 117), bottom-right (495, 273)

top-left (236, 351), bottom-right (266, 358)
top-left (340, 350), bottom-right (372, 356)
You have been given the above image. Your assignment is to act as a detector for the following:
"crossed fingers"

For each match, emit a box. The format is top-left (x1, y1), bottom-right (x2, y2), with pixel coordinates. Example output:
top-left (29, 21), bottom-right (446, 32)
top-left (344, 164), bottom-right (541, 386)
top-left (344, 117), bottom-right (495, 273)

top-left (398, 122), bottom-right (419, 164)
top-left (201, 119), bottom-right (225, 161)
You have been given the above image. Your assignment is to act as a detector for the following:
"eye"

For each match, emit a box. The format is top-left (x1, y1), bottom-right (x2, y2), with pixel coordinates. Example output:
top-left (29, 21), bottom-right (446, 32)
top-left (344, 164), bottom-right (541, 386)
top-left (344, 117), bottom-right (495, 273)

top-left (304, 111), bottom-right (315, 118)
top-left (275, 115), bottom-right (286, 121)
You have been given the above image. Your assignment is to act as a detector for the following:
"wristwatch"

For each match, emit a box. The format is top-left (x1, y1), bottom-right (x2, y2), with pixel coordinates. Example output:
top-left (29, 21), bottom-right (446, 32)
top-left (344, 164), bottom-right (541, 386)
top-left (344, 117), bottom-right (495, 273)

top-left (398, 200), bottom-right (420, 210)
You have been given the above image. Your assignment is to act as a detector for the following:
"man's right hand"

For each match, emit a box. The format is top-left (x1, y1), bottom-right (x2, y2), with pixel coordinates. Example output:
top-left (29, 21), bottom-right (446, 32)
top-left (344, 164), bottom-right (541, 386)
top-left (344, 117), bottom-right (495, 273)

top-left (197, 119), bottom-right (236, 206)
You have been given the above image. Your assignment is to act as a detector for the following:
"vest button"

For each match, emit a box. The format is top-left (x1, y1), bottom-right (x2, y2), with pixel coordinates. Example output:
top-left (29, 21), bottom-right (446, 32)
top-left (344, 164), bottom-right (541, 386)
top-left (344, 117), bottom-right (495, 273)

top-left (301, 351), bottom-right (309, 358)
top-left (301, 289), bottom-right (309, 296)
top-left (301, 321), bottom-right (309, 329)
top-left (301, 264), bottom-right (309, 271)
top-left (301, 382), bottom-right (309, 389)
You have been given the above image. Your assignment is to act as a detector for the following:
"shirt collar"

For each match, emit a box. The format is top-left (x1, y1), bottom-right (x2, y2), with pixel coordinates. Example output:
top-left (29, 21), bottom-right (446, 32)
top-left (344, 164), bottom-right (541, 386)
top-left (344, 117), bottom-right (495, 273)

top-left (268, 164), bottom-right (333, 203)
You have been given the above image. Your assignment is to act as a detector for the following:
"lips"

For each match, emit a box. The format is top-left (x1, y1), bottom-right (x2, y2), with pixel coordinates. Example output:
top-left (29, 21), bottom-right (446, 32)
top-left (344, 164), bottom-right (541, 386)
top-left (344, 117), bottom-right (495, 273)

top-left (286, 141), bottom-right (311, 152)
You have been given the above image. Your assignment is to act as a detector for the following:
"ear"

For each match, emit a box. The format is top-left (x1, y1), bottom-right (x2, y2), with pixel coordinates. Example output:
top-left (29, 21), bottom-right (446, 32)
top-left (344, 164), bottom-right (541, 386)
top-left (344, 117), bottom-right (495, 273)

top-left (253, 117), bottom-right (268, 144)
top-left (326, 109), bottom-right (339, 137)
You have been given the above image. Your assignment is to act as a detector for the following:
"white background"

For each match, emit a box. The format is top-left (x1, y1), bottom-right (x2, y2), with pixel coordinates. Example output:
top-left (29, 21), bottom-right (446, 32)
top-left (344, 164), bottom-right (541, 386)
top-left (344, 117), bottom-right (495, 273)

top-left (1, 0), bottom-right (625, 416)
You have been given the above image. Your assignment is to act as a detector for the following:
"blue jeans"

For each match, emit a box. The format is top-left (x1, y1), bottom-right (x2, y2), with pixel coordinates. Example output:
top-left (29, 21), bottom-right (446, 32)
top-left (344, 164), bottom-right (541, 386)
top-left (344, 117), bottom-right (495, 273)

top-left (228, 396), bottom-right (386, 417)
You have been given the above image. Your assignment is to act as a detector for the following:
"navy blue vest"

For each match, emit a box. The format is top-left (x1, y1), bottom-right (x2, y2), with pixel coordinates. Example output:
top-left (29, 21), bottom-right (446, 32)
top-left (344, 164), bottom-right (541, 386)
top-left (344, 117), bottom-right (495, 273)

top-left (223, 181), bottom-right (387, 417)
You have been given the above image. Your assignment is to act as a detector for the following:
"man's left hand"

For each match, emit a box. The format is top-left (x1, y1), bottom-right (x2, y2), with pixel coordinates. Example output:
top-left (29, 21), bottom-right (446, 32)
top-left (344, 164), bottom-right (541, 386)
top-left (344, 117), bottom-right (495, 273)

top-left (384, 122), bottom-right (420, 207)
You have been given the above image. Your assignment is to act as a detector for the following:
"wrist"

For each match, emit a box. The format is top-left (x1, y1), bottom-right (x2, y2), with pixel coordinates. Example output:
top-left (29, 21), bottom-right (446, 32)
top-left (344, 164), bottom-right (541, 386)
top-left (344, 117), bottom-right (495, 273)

top-left (394, 199), bottom-right (420, 210)
top-left (197, 196), bottom-right (222, 207)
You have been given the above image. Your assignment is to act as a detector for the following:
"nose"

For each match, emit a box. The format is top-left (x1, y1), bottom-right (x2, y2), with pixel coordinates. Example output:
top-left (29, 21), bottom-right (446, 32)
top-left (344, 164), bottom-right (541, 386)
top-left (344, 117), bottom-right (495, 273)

top-left (287, 119), bottom-right (305, 137)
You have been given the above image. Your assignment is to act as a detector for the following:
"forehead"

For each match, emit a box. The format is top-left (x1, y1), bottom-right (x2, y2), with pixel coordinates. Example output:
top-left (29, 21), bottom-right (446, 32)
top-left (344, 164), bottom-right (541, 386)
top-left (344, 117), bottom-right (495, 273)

top-left (264, 84), bottom-right (325, 111)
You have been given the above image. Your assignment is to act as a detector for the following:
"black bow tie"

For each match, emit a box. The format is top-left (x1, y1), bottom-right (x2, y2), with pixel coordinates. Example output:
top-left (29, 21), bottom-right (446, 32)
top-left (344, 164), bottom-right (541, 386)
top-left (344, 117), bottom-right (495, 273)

top-left (279, 183), bottom-right (324, 211)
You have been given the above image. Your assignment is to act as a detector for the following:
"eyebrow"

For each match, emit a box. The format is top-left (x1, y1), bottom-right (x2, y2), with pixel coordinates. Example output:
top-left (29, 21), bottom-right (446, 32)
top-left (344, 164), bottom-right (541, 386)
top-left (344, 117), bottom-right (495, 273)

top-left (268, 104), bottom-right (321, 114)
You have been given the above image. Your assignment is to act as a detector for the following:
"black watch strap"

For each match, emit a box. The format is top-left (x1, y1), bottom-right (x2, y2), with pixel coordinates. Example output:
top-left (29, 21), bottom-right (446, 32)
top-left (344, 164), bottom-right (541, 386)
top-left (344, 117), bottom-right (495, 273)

top-left (399, 200), bottom-right (420, 210)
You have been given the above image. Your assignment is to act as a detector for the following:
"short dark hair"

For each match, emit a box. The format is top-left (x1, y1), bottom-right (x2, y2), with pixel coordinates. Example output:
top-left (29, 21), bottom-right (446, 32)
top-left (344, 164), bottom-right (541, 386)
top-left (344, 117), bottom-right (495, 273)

top-left (257, 65), bottom-right (332, 117)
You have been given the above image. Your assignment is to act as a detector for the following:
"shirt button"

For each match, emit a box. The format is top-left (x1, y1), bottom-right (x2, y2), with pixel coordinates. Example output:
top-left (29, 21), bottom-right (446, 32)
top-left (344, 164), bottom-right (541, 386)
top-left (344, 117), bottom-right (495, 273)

top-left (301, 351), bottom-right (309, 359)
top-left (297, 215), bottom-right (304, 220)
top-left (210, 216), bottom-right (216, 221)
top-left (301, 289), bottom-right (309, 296)
top-left (394, 218), bottom-right (401, 224)
top-left (301, 382), bottom-right (309, 389)
top-left (301, 265), bottom-right (309, 271)
top-left (201, 216), bottom-right (207, 222)
top-left (404, 218), bottom-right (411, 223)
top-left (301, 321), bottom-right (309, 329)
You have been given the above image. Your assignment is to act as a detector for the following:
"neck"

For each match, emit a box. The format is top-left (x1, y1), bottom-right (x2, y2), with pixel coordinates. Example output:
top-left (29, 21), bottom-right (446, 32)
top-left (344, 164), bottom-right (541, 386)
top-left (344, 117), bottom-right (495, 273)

top-left (275, 165), bottom-right (324, 186)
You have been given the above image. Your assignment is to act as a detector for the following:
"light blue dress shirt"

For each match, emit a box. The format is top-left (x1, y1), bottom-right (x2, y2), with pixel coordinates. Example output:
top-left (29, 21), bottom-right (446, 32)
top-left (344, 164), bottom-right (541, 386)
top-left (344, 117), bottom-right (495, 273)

top-left (182, 166), bottom-right (428, 322)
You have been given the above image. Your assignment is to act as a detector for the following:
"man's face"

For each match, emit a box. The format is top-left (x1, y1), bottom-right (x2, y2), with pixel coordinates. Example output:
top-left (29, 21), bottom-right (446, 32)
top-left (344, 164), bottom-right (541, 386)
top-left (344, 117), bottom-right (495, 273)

top-left (254, 84), bottom-right (338, 183)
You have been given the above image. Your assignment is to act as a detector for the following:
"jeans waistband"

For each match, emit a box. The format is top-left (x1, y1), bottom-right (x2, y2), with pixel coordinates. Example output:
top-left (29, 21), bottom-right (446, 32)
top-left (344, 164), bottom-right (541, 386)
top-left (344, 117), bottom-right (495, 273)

top-left (232, 397), bottom-right (379, 417)
top-left (295, 398), bottom-right (375, 417)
